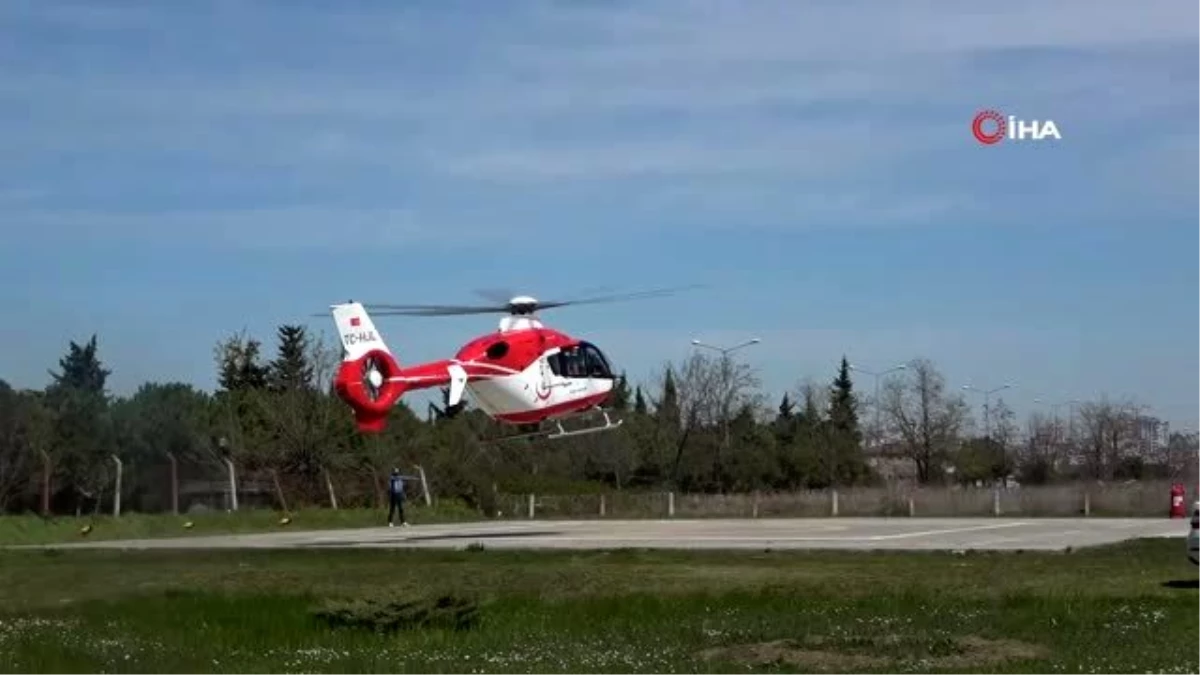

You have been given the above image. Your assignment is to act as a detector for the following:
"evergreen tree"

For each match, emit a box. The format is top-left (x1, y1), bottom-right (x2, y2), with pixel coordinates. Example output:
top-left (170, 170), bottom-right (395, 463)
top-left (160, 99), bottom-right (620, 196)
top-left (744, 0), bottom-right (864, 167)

top-left (268, 325), bottom-right (314, 392)
top-left (215, 332), bottom-right (270, 392)
top-left (609, 371), bottom-right (631, 411)
top-left (44, 336), bottom-right (116, 512)
top-left (655, 368), bottom-right (681, 430)
top-left (773, 392), bottom-right (797, 446)
top-left (47, 335), bottom-right (110, 396)
top-left (633, 386), bottom-right (647, 415)
top-left (825, 356), bottom-right (865, 485)
top-left (827, 356), bottom-right (861, 442)
top-left (777, 393), bottom-right (795, 421)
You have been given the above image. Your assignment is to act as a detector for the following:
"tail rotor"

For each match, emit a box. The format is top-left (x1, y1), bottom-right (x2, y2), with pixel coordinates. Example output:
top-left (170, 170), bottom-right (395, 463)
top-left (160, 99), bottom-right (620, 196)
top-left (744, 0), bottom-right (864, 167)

top-left (328, 301), bottom-right (406, 433)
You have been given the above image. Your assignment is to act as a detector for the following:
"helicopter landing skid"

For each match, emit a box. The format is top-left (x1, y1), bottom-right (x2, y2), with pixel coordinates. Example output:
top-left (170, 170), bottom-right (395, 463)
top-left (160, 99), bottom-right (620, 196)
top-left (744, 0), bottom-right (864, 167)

top-left (488, 408), bottom-right (623, 444)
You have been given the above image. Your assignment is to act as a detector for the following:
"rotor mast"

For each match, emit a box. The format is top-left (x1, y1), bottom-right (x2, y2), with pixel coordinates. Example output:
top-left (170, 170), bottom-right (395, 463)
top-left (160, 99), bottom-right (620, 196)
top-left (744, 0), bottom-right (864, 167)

top-left (499, 295), bottom-right (545, 332)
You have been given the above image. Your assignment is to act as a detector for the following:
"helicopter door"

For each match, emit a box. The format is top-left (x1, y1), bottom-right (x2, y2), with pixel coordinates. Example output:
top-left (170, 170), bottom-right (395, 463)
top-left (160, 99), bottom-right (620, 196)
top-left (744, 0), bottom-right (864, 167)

top-left (533, 348), bottom-right (563, 404)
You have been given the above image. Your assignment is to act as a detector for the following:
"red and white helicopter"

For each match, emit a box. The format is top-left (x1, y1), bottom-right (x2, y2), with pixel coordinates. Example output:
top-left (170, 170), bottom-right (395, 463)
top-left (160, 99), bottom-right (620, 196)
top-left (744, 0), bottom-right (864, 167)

top-left (328, 288), bottom-right (687, 441)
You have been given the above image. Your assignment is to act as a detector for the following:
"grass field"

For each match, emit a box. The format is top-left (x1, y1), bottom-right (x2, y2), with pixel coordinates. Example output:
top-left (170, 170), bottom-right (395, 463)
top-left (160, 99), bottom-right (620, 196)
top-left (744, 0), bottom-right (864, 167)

top-left (0, 503), bottom-right (481, 546)
top-left (0, 537), bottom-right (1196, 673)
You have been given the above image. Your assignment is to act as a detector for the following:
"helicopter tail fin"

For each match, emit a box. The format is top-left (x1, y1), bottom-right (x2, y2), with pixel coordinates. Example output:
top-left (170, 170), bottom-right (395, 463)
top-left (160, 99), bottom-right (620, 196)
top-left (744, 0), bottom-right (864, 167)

top-left (330, 302), bottom-right (405, 433)
top-left (331, 302), bottom-right (393, 362)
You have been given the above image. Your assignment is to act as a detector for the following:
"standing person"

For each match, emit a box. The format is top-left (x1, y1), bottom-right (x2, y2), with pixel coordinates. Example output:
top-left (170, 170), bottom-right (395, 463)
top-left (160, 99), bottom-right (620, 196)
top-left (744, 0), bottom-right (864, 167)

top-left (387, 468), bottom-right (414, 527)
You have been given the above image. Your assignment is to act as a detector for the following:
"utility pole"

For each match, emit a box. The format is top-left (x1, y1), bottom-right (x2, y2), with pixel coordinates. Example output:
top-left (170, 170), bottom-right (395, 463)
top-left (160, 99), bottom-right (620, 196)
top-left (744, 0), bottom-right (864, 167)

top-left (1033, 397), bottom-right (1081, 448)
top-left (848, 362), bottom-right (908, 450)
top-left (963, 382), bottom-right (1015, 486)
top-left (962, 383), bottom-right (1014, 441)
top-left (690, 337), bottom-right (761, 491)
top-left (1032, 393), bottom-right (1080, 441)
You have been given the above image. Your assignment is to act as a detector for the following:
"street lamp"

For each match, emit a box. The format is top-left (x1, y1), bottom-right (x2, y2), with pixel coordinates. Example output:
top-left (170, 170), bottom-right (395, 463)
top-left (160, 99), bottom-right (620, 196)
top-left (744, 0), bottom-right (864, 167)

top-left (1033, 397), bottom-right (1081, 444)
top-left (689, 337), bottom-right (761, 490)
top-left (690, 338), bottom-right (761, 354)
top-left (848, 362), bottom-right (908, 448)
top-left (1032, 397), bottom-right (1079, 422)
top-left (962, 383), bottom-right (1014, 440)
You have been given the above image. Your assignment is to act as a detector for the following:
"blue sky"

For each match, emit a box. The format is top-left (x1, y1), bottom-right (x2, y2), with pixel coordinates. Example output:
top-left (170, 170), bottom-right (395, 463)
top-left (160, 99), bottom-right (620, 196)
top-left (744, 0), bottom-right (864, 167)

top-left (1, 0), bottom-right (1197, 431)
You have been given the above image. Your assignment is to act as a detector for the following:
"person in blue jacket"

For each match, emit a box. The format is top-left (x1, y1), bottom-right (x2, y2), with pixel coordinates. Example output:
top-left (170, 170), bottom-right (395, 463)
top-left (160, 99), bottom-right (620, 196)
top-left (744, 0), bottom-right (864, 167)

top-left (388, 468), bottom-right (415, 527)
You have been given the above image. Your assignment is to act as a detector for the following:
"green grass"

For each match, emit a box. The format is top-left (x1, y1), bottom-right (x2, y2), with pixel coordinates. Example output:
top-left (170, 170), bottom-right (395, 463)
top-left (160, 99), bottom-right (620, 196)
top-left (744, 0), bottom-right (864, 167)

top-left (0, 502), bottom-right (482, 545)
top-left (0, 539), bottom-right (1196, 673)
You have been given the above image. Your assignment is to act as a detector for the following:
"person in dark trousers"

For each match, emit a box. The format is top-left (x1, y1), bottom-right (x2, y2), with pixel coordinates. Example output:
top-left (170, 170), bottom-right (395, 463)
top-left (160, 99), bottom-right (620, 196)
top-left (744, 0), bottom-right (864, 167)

top-left (387, 468), bottom-right (416, 527)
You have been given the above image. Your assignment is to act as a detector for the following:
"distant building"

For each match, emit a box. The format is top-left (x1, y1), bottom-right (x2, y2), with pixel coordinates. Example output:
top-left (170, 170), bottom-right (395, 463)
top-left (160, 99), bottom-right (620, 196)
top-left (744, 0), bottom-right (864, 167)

top-left (1132, 415), bottom-right (1170, 458)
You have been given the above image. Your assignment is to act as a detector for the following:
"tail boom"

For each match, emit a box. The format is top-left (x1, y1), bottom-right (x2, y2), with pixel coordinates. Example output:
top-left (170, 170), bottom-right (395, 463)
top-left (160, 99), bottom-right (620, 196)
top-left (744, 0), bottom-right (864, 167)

top-left (329, 301), bottom-right (487, 433)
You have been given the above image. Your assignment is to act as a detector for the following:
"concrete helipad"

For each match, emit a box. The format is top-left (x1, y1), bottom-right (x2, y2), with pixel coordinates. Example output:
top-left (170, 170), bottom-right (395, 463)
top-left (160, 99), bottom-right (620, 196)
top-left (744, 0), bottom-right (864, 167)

top-left (19, 517), bottom-right (1187, 552)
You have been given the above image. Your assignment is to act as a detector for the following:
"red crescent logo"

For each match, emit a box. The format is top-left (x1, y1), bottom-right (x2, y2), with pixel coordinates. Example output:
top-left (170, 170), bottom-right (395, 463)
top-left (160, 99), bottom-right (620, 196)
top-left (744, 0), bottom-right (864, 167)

top-left (535, 362), bottom-right (552, 400)
top-left (972, 109), bottom-right (1006, 145)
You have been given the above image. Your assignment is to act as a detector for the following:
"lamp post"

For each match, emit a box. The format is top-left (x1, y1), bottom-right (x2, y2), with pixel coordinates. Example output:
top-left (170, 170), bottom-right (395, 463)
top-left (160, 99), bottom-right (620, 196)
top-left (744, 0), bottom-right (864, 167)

top-left (848, 363), bottom-right (908, 449)
top-left (690, 338), bottom-right (761, 490)
top-left (962, 383), bottom-right (1014, 441)
top-left (1033, 396), bottom-right (1081, 451)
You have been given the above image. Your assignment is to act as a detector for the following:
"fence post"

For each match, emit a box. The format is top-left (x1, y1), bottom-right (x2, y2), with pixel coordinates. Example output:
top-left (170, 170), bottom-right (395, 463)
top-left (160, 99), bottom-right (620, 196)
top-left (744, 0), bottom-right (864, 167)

top-left (992, 487), bottom-right (1001, 516)
top-left (111, 455), bottom-right (123, 517)
top-left (528, 493), bottom-right (535, 519)
top-left (39, 448), bottom-right (51, 516)
top-left (1083, 490), bottom-right (1091, 517)
top-left (224, 458), bottom-right (238, 511)
top-left (416, 465), bottom-right (432, 507)
top-left (324, 467), bottom-right (339, 510)
top-left (668, 491), bottom-right (675, 517)
top-left (270, 468), bottom-right (289, 514)
top-left (599, 494), bottom-right (606, 517)
top-left (908, 495), bottom-right (915, 517)
top-left (831, 488), bottom-right (839, 517)
top-left (166, 452), bottom-right (179, 515)
top-left (752, 491), bottom-right (759, 518)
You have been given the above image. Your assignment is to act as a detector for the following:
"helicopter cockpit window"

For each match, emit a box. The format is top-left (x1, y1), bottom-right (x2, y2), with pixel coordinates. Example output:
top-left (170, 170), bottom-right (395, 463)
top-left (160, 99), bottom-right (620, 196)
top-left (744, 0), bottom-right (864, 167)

top-left (547, 343), bottom-right (612, 379)
top-left (580, 342), bottom-right (614, 379)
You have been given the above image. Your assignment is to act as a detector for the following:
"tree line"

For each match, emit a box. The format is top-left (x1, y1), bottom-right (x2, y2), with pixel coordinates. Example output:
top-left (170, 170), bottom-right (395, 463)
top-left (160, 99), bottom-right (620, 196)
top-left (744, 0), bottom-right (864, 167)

top-left (0, 326), bottom-right (1194, 516)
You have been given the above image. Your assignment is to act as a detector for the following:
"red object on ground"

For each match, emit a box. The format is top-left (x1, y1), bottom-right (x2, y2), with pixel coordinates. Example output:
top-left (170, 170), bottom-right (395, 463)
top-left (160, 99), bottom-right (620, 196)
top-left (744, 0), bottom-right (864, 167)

top-left (1169, 483), bottom-right (1186, 518)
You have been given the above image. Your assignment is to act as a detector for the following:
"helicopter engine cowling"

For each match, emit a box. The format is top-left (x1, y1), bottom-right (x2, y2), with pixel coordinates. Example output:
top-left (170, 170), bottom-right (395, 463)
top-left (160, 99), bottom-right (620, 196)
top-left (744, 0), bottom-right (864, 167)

top-left (333, 348), bottom-right (407, 433)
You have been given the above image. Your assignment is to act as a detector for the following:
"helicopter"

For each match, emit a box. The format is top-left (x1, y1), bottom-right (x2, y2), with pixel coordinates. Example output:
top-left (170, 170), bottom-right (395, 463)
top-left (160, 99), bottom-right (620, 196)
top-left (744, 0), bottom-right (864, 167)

top-left (326, 287), bottom-right (689, 441)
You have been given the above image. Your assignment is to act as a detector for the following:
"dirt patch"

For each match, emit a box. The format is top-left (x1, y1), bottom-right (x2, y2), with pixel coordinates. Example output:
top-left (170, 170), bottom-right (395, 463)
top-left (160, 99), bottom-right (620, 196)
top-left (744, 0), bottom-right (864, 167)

top-left (698, 634), bottom-right (1048, 671)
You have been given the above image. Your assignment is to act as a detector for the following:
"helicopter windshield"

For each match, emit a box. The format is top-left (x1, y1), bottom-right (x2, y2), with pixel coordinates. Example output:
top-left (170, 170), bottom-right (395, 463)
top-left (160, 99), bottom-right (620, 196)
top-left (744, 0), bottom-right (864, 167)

top-left (549, 342), bottom-right (614, 379)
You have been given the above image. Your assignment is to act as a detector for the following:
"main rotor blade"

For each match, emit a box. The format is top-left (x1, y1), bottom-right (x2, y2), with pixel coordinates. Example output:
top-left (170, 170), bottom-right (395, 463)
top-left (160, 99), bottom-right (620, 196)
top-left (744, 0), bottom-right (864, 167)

top-left (369, 306), bottom-right (508, 316)
top-left (340, 284), bottom-right (703, 318)
top-left (363, 302), bottom-right (507, 313)
top-left (537, 284), bottom-right (703, 309)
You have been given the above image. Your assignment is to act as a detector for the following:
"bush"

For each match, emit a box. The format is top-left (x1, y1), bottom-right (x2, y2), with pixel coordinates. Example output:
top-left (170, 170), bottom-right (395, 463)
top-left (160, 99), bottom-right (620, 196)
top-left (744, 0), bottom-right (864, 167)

top-left (311, 594), bottom-right (480, 633)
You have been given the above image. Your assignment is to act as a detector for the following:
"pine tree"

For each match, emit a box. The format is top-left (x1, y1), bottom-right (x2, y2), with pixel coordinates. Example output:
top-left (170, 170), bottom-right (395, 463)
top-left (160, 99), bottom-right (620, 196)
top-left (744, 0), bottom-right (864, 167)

top-left (827, 357), bottom-right (860, 440)
top-left (655, 368), bottom-right (680, 430)
top-left (825, 356), bottom-right (864, 485)
top-left (774, 392), bottom-right (796, 445)
top-left (609, 371), bottom-right (631, 411)
top-left (268, 325), bottom-right (314, 392)
top-left (633, 386), bottom-right (647, 415)
top-left (215, 332), bottom-right (270, 392)
top-left (47, 335), bottom-right (110, 396)
top-left (777, 393), bottom-right (795, 421)
top-left (44, 336), bottom-right (116, 511)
